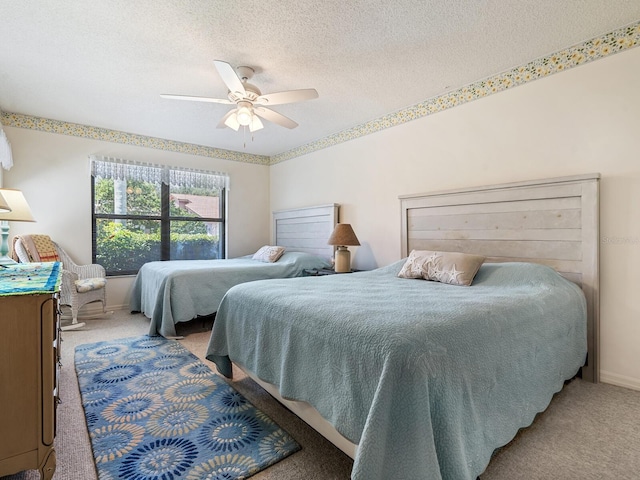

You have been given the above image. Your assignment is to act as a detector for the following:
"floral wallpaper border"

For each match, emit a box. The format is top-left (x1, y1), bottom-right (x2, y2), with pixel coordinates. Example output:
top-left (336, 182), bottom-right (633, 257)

top-left (2, 20), bottom-right (639, 167)
top-left (0, 111), bottom-right (270, 166)
top-left (271, 20), bottom-right (640, 164)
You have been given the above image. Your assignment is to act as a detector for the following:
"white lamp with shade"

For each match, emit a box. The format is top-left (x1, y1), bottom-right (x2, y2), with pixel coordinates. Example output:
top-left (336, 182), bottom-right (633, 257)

top-left (0, 189), bottom-right (36, 265)
top-left (327, 223), bottom-right (360, 273)
top-left (0, 191), bottom-right (11, 213)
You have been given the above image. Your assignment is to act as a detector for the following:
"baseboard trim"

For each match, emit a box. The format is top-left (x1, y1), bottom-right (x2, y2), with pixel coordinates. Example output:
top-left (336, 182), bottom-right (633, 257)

top-left (60, 303), bottom-right (130, 319)
top-left (600, 370), bottom-right (640, 391)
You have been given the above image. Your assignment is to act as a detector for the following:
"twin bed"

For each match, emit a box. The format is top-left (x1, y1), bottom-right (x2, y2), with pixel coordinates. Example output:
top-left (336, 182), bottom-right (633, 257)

top-left (130, 204), bottom-right (338, 337)
top-left (204, 174), bottom-right (600, 480)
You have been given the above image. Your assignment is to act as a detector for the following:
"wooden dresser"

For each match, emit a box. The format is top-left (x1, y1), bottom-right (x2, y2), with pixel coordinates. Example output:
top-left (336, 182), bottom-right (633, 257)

top-left (0, 263), bottom-right (61, 480)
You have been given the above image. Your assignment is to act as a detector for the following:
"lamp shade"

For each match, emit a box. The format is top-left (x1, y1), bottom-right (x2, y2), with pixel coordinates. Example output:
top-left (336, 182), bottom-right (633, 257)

top-left (0, 191), bottom-right (10, 213)
top-left (0, 189), bottom-right (36, 222)
top-left (327, 223), bottom-right (360, 247)
top-left (223, 112), bottom-right (239, 131)
top-left (236, 106), bottom-right (252, 126)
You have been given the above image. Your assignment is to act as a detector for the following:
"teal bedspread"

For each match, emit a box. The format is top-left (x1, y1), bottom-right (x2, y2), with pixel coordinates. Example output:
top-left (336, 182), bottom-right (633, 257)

top-left (206, 261), bottom-right (587, 480)
top-left (130, 251), bottom-right (331, 337)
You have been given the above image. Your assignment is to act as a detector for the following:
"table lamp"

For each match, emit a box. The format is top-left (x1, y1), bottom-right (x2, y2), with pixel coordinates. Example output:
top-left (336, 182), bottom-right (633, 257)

top-left (327, 223), bottom-right (360, 273)
top-left (0, 191), bottom-right (10, 213)
top-left (0, 189), bottom-right (36, 265)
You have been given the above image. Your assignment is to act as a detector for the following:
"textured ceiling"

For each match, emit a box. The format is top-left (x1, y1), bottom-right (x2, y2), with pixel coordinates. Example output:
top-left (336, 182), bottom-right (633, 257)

top-left (1, 1), bottom-right (640, 158)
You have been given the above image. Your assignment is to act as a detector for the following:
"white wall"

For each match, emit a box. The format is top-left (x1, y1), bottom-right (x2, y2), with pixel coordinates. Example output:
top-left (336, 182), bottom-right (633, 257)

top-left (2, 128), bottom-right (271, 309)
top-left (271, 47), bottom-right (640, 388)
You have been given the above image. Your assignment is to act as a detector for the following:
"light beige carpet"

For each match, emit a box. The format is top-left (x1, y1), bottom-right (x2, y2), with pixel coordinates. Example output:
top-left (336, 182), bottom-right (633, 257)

top-left (2, 310), bottom-right (639, 480)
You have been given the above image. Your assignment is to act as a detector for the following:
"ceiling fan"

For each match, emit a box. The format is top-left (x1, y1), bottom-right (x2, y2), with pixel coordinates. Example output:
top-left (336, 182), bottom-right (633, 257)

top-left (161, 60), bottom-right (318, 133)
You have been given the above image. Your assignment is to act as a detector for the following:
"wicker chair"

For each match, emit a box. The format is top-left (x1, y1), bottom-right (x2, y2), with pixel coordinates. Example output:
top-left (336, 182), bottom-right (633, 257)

top-left (13, 238), bottom-right (108, 330)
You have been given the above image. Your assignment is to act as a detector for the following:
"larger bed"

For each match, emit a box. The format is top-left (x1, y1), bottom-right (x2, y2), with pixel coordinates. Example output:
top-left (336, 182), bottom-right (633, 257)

top-left (205, 174), bottom-right (600, 480)
top-left (130, 204), bottom-right (338, 337)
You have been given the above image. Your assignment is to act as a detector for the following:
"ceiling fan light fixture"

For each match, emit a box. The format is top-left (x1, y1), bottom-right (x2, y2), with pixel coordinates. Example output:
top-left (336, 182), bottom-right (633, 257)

top-left (236, 106), bottom-right (253, 126)
top-left (249, 114), bottom-right (264, 132)
top-left (224, 112), bottom-right (240, 131)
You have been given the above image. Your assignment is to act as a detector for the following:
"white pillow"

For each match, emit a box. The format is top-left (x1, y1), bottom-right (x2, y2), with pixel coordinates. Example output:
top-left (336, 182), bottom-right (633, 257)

top-left (252, 246), bottom-right (286, 263)
top-left (398, 249), bottom-right (485, 286)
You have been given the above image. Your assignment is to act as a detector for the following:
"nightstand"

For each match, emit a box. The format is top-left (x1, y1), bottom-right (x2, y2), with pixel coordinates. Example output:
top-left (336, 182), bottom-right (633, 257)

top-left (303, 268), bottom-right (361, 276)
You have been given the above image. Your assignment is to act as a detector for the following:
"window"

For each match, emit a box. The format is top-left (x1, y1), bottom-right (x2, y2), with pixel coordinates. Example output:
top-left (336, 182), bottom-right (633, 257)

top-left (91, 156), bottom-right (227, 276)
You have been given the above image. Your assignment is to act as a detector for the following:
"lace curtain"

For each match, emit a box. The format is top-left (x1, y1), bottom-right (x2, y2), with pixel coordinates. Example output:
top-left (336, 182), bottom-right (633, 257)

top-left (89, 155), bottom-right (229, 190)
top-left (0, 123), bottom-right (13, 171)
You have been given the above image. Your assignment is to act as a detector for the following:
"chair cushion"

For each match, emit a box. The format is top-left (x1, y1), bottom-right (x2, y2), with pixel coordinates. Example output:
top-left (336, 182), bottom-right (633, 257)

top-left (75, 277), bottom-right (107, 293)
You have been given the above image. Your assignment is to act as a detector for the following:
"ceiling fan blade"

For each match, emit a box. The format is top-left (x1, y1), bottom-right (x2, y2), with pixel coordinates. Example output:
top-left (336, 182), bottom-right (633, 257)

top-left (254, 88), bottom-right (318, 106)
top-left (254, 106), bottom-right (298, 129)
top-left (213, 60), bottom-right (246, 96)
top-left (161, 94), bottom-right (234, 104)
top-left (249, 114), bottom-right (264, 133)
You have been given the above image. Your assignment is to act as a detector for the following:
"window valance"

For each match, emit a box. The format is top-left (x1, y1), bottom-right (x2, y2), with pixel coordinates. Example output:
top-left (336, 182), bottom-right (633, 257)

top-left (89, 155), bottom-right (229, 190)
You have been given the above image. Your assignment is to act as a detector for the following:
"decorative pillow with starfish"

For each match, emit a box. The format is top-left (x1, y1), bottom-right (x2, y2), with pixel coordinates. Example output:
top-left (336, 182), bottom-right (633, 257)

top-left (397, 249), bottom-right (485, 286)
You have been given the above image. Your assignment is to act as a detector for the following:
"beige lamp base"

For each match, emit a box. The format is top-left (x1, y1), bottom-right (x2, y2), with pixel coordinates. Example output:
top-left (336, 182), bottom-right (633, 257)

top-left (334, 246), bottom-right (351, 273)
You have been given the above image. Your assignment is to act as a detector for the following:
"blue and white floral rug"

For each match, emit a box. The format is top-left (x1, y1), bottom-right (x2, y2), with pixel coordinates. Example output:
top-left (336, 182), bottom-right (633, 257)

top-left (75, 335), bottom-right (300, 480)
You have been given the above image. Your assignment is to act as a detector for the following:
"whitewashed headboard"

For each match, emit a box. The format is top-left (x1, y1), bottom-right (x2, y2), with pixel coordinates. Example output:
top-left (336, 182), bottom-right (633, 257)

top-left (273, 204), bottom-right (339, 260)
top-left (400, 174), bottom-right (600, 383)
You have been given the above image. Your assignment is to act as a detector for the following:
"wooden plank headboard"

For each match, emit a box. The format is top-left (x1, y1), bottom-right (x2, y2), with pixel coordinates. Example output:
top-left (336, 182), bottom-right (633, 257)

top-left (400, 174), bottom-right (600, 383)
top-left (273, 204), bottom-right (339, 260)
